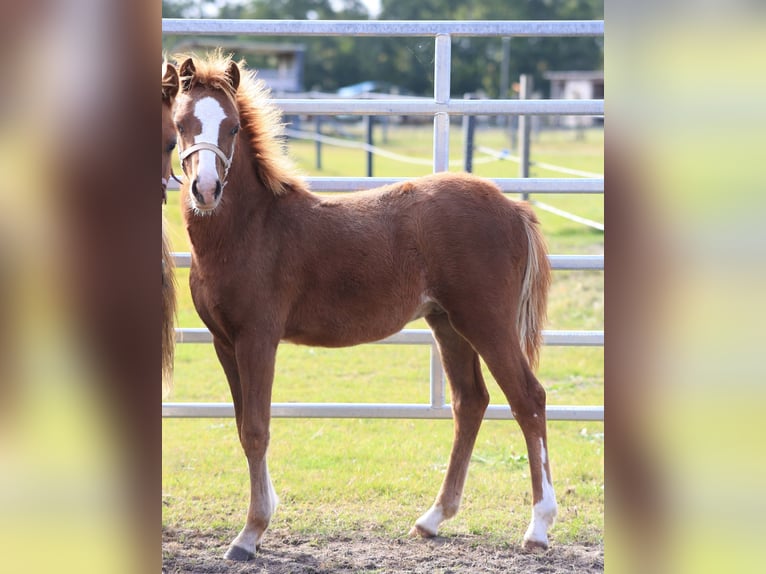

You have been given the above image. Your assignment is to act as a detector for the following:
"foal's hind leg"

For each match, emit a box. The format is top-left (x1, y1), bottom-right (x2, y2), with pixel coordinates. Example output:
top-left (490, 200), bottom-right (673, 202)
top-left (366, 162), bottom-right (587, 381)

top-left (473, 336), bottom-right (557, 550)
top-left (410, 311), bottom-right (489, 538)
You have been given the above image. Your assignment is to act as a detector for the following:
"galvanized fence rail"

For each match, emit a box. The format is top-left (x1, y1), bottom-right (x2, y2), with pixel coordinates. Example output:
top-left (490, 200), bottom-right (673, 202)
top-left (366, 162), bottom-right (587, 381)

top-left (162, 18), bottom-right (604, 422)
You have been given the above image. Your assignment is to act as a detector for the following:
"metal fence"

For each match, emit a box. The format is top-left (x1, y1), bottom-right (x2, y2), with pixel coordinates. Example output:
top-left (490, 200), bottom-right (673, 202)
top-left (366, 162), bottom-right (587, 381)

top-left (162, 18), bottom-right (604, 422)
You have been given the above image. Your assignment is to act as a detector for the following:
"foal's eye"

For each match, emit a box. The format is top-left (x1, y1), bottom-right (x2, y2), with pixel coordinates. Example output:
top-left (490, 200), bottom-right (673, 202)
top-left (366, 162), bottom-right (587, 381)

top-left (166, 140), bottom-right (176, 153)
top-left (230, 125), bottom-right (240, 136)
top-left (176, 124), bottom-right (184, 134)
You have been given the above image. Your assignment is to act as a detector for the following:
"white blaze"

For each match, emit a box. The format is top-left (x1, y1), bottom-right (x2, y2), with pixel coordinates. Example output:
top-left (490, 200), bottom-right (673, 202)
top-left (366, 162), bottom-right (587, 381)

top-left (192, 96), bottom-right (226, 191)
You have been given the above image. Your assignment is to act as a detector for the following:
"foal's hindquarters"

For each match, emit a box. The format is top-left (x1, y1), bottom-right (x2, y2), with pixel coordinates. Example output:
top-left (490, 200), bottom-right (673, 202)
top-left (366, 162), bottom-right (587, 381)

top-left (396, 181), bottom-right (557, 550)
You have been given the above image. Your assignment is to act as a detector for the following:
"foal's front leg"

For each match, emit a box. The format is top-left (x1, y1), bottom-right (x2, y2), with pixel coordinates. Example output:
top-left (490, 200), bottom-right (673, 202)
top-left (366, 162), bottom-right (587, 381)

top-left (224, 336), bottom-right (280, 561)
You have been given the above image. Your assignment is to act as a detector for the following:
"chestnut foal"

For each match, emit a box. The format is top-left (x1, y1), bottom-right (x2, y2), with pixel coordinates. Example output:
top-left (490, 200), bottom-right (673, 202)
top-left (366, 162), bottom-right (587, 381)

top-left (173, 53), bottom-right (556, 560)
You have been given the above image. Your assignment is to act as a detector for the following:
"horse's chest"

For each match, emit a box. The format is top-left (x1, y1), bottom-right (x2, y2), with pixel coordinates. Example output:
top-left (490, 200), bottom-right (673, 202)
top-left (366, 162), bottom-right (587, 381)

top-left (188, 266), bottom-right (240, 329)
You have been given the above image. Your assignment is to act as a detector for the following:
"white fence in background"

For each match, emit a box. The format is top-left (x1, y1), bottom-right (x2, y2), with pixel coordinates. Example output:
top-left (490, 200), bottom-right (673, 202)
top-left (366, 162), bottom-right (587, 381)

top-left (162, 18), bottom-right (604, 422)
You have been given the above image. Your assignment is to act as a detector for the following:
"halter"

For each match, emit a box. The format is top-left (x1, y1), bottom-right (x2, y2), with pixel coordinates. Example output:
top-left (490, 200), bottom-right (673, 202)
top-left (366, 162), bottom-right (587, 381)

top-left (178, 141), bottom-right (235, 183)
top-left (162, 167), bottom-right (185, 204)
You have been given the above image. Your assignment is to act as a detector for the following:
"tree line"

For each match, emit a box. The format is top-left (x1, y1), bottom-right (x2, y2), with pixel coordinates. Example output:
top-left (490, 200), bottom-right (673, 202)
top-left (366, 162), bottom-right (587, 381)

top-left (162, 0), bottom-right (603, 98)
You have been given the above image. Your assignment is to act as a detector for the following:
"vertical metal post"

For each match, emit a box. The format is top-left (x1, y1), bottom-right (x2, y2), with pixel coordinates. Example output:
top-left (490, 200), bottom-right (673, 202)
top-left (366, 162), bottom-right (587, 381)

top-left (499, 36), bottom-right (511, 128)
top-left (365, 115), bottom-right (374, 177)
top-left (462, 93), bottom-right (476, 173)
top-left (518, 73), bottom-right (532, 200)
top-left (429, 343), bottom-right (445, 409)
top-left (314, 115), bottom-right (322, 171)
top-left (433, 34), bottom-right (451, 173)
top-left (430, 33), bottom-right (451, 409)
top-left (381, 115), bottom-right (389, 144)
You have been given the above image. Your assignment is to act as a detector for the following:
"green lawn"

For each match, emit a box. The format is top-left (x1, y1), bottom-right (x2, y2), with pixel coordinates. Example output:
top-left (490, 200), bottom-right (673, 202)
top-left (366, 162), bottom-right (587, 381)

top-left (162, 124), bottom-right (603, 546)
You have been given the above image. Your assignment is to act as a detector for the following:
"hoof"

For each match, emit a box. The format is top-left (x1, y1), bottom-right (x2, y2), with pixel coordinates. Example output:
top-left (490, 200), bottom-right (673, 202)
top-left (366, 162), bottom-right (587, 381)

top-left (522, 538), bottom-right (549, 552)
top-left (224, 544), bottom-right (255, 561)
top-left (409, 524), bottom-right (437, 538)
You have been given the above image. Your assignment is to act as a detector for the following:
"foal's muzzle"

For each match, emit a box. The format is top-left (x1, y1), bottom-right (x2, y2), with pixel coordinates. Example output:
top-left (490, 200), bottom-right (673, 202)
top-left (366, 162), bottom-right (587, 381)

top-left (178, 141), bottom-right (234, 211)
top-left (191, 179), bottom-right (222, 206)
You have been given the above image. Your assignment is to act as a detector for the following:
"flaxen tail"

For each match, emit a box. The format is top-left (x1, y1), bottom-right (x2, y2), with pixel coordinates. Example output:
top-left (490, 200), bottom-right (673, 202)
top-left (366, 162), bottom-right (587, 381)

top-left (162, 218), bottom-right (176, 392)
top-left (517, 206), bottom-right (551, 371)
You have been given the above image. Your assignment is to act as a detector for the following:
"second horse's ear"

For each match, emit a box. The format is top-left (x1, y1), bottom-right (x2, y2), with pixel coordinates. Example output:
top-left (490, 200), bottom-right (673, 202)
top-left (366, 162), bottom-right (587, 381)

top-left (162, 63), bottom-right (179, 100)
top-left (179, 58), bottom-right (196, 91)
top-left (225, 61), bottom-right (240, 91)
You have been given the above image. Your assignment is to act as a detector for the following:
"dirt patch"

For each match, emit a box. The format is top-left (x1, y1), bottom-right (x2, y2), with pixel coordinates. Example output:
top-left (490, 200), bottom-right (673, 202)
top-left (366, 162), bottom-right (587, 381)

top-left (163, 528), bottom-right (603, 573)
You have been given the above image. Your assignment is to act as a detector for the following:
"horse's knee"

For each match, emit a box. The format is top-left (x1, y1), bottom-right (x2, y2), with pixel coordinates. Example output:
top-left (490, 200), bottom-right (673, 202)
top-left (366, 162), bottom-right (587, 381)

top-left (453, 386), bottom-right (489, 416)
top-left (240, 427), bottom-right (270, 459)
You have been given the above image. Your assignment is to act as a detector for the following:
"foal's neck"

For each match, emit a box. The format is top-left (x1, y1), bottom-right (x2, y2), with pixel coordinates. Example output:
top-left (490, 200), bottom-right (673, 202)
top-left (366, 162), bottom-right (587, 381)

top-left (184, 133), bottom-right (275, 258)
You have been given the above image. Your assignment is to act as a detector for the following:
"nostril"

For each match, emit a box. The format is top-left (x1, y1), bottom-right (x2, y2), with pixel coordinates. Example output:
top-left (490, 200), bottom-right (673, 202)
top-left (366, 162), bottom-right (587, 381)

top-left (191, 179), bottom-right (204, 203)
top-left (214, 181), bottom-right (222, 200)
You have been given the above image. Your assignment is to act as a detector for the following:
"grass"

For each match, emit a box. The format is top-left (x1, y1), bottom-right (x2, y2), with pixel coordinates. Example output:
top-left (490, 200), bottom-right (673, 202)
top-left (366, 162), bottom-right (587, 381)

top-left (162, 124), bottom-right (603, 546)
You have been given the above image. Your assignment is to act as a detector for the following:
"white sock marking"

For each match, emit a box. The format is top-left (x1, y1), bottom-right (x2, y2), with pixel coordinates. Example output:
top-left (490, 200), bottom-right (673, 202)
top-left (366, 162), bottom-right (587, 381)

top-left (524, 438), bottom-right (558, 545)
top-left (229, 461), bottom-right (278, 554)
top-left (415, 504), bottom-right (445, 535)
top-left (231, 527), bottom-right (260, 553)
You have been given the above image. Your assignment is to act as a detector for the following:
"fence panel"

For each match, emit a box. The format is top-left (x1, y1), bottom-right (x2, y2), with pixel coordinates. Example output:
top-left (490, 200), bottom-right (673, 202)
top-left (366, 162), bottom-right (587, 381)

top-left (162, 18), bottom-right (604, 422)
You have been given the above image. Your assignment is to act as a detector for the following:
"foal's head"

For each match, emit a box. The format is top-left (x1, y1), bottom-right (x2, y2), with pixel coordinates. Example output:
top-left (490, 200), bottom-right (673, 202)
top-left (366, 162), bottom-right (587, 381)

top-left (162, 62), bottom-right (179, 203)
top-left (174, 57), bottom-right (241, 214)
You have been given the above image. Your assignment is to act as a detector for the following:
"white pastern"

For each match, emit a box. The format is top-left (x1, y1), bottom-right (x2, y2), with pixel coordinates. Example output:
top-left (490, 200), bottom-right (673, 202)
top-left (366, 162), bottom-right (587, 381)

top-left (266, 463), bottom-right (279, 515)
top-left (193, 96), bottom-right (227, 191)
top-left (524, 438), bottom-right (558, 546)
top-left (229, 464), bottom-right (279, 555)
top-left (230, 527), bottom-right (261, 555)
top-left (414, 504), bottom-right (445, 536)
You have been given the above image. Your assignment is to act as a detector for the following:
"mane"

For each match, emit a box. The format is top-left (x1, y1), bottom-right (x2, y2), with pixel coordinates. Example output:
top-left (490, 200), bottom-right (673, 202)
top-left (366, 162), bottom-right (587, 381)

top-left (174, 51), bottom-right (307, 196)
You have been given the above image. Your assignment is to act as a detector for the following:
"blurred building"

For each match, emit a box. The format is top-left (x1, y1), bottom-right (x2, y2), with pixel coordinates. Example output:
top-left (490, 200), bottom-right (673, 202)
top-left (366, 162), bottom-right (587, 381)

top-left (544, 70), bottom-right (604, 128)
top-left (171, 39), bottom-right (305, 93)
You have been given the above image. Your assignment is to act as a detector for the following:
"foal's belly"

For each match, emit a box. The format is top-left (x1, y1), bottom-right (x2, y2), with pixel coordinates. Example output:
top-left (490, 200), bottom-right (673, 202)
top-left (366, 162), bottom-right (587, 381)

top-left (283, 293), bottom-right (438, 348)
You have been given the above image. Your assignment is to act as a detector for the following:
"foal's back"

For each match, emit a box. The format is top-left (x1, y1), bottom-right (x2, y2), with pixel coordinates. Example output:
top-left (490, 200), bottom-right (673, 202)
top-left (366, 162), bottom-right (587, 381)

top-left (305, 172), bottom-right (533, 281)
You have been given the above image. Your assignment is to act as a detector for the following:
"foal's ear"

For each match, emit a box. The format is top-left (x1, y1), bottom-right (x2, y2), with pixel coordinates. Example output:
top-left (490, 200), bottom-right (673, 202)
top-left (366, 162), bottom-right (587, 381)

top-left (179, 58), bottom-right (196, 92)
top-left (225, 61), bottom-right (240, 91)
top-left (162, 63), bottom-right (179, 100)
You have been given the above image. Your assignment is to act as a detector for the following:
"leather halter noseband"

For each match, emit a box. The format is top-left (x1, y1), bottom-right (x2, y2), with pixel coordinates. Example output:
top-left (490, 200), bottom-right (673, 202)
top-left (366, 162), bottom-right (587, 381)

top-left (178, 141), bottom-right (234, 179)
top-left (165, 141), bottom-right (232, 204)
